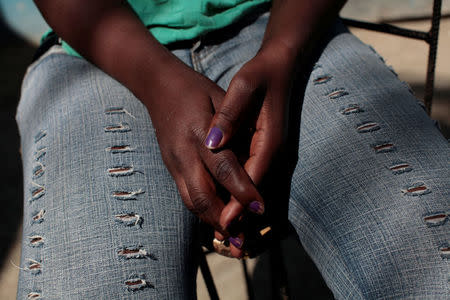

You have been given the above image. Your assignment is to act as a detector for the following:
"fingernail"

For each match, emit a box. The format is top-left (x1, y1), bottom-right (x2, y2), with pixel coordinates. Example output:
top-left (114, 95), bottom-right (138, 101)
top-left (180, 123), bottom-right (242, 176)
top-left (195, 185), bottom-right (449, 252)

top-left (229, 237), bottom-right (243, 249)
top-left (205, 127), bottom-right (223, 149)
top-left (249, 201), bottom-right (264, 215)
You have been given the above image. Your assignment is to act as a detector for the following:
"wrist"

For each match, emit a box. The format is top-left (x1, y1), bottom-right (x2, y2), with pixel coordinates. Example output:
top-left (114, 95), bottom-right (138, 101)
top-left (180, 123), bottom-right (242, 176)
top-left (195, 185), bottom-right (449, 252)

top-left (258, 37), bottom-right (300, 68)
top-left (136, 56), bottom-right (198, 110)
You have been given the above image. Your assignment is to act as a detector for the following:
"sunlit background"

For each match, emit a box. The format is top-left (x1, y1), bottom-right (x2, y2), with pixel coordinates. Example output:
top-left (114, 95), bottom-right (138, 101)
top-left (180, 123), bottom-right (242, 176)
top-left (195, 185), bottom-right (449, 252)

top-left (0, 0), bottom-right (48, 45)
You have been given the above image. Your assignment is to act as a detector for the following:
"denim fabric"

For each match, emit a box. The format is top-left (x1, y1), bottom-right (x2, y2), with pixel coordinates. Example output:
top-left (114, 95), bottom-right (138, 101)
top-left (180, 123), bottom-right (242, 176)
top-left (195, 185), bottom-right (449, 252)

top-left (16, 11), bottom-right (449, 299)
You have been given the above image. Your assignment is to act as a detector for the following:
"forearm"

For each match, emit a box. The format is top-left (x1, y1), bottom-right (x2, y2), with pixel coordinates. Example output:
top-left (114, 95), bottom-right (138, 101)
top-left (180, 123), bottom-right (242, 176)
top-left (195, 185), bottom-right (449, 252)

top-left (34, 0), bottom-right (186, 106)
top-left (261, 0), bottom-right (347, 56)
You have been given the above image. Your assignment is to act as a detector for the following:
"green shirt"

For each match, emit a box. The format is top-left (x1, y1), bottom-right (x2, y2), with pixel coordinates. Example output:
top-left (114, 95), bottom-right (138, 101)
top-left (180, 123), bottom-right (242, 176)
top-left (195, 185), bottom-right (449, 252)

top-left (52, 0), bottom-right (271, 57)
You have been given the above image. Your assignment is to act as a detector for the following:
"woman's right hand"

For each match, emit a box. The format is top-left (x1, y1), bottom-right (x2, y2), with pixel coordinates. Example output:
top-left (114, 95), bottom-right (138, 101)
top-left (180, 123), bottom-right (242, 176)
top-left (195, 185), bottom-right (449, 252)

top-left (142, 61), bottom-right (264, 234)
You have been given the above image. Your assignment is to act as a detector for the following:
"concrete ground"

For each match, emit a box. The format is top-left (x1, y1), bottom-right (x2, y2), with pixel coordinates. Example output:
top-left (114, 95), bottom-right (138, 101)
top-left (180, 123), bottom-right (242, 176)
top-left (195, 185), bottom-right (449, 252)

top-left (1, 9), bottom-right (449, 300)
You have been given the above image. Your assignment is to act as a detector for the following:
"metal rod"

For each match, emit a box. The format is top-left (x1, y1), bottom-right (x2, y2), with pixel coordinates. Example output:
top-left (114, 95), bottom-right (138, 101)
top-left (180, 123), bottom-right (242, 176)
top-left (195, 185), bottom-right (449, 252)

top-left (199, 250), bottom-right (220, 300)
top-left (241, 259), bottom-right (255, 300)
top-left (424, 0), bottom-right (442, 114)
top-left (269, 245), bottom-right (290, 300)
top-left (341, 18), bottom-right (429, 41)
top-left (379, 12), bottom-right (449, 24)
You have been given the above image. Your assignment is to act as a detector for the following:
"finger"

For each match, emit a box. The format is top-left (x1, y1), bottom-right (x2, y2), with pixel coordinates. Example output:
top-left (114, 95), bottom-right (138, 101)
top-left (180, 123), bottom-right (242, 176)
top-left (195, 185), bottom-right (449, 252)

top-left (182, 163), bottom-right (226, 234)
top-left (201, 148), bottom-right (265, 217)
top-left (215, 196), bottom-right (241, 240)
top-left (213, 229), bottom-right (244, 259)
top-left (229, 232), bottom-right (244, 258)
top-left (212, 234), bottom-right (243, 259)
top-left (219, 196), bottom-right (243, 231)
top-left (244, 123), bottom-right (282, 186)
top-left (205, 72), bottom-right (260, 149)
top-left (219, 115), bottom-right (283, 229)
top-left (212, 238), bottom-right (233, 258)
top-left (214, 231), bottom-right (225, 241)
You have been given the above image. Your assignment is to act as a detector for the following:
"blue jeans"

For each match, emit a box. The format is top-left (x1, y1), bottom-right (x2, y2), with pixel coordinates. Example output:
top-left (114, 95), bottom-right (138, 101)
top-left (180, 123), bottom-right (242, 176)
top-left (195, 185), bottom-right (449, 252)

top-left (16, 11), bottom-right (449, 299)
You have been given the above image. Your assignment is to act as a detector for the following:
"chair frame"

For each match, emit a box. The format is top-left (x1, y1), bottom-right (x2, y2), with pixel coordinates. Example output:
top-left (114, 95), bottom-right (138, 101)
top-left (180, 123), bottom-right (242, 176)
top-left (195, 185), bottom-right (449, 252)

top-left (341, 0), bottom-right (442, 115)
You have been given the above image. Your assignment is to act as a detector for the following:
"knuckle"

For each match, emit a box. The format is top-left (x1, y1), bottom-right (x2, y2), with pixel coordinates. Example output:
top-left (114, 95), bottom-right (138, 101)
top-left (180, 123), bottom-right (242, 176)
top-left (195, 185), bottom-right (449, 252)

top-left (232, 73), bottom-right (256, 93)
top-left (177, 183), bottom-right (193, 209)
top-left (167, 146), bottom-right (191, 172)
top-left (217, 105), bottom-right (239, 125)
top-left (213, 154), bottom-right (235, 183)
top-left (183, 199), bottom-right (195, 212)
top-left (189, 126), bottom-right (208, 146)
top-left (189, 189), bottom-right (212, 215)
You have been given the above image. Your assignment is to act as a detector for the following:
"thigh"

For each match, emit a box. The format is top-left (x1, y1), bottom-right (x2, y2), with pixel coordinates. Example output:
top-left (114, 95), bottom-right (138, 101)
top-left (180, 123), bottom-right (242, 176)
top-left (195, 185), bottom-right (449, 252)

top-left (288, 23), bottom-right (450, 299)
top-left (16, 47), bottom-right (197, 299)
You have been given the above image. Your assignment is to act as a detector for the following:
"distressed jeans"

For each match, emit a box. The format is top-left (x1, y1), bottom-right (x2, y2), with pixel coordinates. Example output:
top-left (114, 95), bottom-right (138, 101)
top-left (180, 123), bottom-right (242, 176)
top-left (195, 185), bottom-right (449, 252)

top-left (16, 11), bottom-right (449, 299)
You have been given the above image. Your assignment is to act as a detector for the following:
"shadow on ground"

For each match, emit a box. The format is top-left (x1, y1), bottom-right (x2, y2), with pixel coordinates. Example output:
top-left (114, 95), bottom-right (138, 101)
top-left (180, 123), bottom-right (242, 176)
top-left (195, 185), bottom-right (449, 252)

top-left (250, 232), bottom-right (334, 299)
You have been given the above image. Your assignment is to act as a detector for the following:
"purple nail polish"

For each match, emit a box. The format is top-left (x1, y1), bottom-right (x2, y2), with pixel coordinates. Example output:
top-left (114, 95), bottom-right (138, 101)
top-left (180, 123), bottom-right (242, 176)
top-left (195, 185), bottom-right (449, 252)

top-left (229, 237), bottom-right (243, 249)
top-left (205, 127), bottom-right (223, 149)
top-left (249, 201), bottom-right (264, 215)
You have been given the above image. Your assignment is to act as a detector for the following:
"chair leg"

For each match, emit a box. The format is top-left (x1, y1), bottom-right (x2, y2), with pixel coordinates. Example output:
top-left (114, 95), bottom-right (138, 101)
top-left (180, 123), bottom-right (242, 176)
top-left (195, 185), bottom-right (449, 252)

top-left (269, 244), bottom-right (290, 300)
top-left (241, 259), bottom-right (255, 300)
top-left (198, 247), bottom-right (220, 300)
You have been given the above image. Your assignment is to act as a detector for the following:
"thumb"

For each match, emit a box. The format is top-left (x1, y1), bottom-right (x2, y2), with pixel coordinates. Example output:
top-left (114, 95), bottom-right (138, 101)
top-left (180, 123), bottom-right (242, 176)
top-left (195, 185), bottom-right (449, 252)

top-left (204, 75), bottom-right (258, 149)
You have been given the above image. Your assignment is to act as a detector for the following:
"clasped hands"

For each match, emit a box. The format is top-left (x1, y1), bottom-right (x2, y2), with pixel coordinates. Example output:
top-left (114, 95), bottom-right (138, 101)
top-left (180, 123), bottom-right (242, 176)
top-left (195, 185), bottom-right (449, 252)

top-left (148, 44), bottom-right (296, 258)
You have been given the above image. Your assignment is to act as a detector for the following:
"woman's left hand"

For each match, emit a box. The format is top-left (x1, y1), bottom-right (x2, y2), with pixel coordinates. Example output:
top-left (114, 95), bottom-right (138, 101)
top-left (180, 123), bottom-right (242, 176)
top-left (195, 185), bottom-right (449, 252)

top-left (205, 43), bottom-right (298, 257)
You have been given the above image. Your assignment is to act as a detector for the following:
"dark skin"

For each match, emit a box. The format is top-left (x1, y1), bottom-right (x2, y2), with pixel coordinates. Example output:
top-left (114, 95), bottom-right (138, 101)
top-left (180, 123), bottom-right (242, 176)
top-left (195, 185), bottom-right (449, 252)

top-left (34, 0), bottom-right (346, 258)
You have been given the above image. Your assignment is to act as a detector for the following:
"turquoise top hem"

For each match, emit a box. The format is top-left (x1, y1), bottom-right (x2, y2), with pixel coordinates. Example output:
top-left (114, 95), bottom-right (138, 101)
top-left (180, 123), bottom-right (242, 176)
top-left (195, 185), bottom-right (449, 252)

top-left (43, 0), bottom-right (271, 58)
